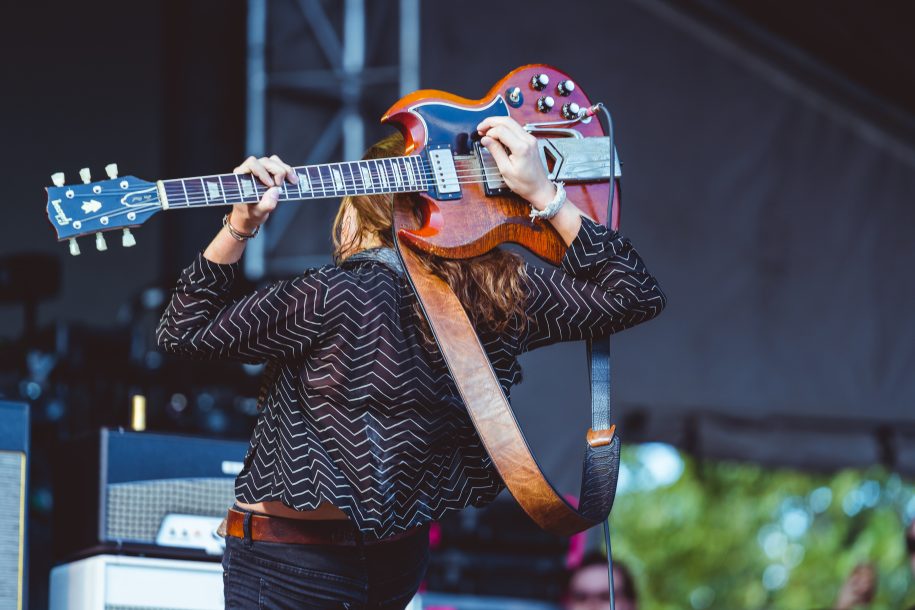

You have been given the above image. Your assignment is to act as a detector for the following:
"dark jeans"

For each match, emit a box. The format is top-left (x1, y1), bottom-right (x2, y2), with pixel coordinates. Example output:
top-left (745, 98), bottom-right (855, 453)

top-left (221, 509), bottom-right (429, 609)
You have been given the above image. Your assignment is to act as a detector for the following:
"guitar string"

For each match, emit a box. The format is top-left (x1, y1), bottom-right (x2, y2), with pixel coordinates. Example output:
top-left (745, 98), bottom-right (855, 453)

top-left (61, 158), bottom-right (615, 227)
top-left (155, 155), bottom-right (612, 186)
top-left (149, 163), bottom-right (613, 209)
top-left (65, 168), bottom-right (615, 229)
top-left (63, 157), bottom-right (611, 215)
top-left (151, 157), bottom-right (613, 203)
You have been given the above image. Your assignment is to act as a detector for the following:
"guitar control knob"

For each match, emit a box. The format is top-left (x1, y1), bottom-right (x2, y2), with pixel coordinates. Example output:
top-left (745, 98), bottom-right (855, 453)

top-left (536, 96), bottom-right (555, 113)
top-left (105, 163), bottom-right (119, 179)
top-left (51, 172), bottom-right (66, 187)
top-left (557, 80), bottom-right (576, 96)
top-left (506, 86), bottom-right (523, 107)
top-left (122, 228), bottom-right (136, 248)
top-left (530, 73), bottom-right (549, 90)
top-left (68, 238), bottom-right (81, 256)
top-left (561, 102), bottom-right (581, 119)
top-left (96, 232), bottom-right (108, 251)
top-left (79, 168), bottom-right (92, 184)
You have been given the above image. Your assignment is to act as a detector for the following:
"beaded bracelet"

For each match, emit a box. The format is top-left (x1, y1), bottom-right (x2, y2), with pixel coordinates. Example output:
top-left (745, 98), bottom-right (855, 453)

top-left (528, 181), bottom-right (567, 221)
top-left (222, 213), bottom-right (260, 241)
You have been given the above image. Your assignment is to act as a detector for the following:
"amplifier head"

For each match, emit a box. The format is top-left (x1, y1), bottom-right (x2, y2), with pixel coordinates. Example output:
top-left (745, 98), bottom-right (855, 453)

top-left (54, 427), bottom-right (248, 562)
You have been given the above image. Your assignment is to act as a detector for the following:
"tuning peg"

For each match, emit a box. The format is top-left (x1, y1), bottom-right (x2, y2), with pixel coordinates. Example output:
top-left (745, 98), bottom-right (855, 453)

top-left (95, 233), bottom-right (108, 251)
top-left (79, 168), bottom-right (92, 184)
top-left (51, 172), bottom-right (65, 187)
top-left (122, 228), bottom-right (136, 247)
top-left (68, 238), bottom-right (81, 256)
top-left (105, 163), bottom-right (119, 179)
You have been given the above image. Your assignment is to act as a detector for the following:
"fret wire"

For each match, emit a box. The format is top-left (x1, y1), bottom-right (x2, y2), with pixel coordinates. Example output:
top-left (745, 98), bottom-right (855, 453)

top-left (359, 161), bottom-right (375, 194)
top-left (234, 174), bottom-right (245, 204)
top-left (220, 174), bottom-right (237, 205)
top-left (199, 178), bottom-right (209, 205)
top-left (339, 164), bottom-right (349, 195)
top-left (377, 160), bottom-right (386, 193)
top-left (384, 159), bottom-right (395, 191)
top-left (341, 163), bottom-right (351, 195)
top-left (311, 166), bottom-right (325, 198)
top-left (349, 162), bottom-right (362, 195)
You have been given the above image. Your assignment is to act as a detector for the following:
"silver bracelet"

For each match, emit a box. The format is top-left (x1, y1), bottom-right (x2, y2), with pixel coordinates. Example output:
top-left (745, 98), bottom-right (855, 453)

top-left (222, 213), bottom-right (260, 241)
top-left (529, 181), bottom-right (567, 220)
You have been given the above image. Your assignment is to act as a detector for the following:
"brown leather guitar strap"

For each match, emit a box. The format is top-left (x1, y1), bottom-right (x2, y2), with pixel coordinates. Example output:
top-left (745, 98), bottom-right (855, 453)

top-left (393, 197), bottom-right (621, 536)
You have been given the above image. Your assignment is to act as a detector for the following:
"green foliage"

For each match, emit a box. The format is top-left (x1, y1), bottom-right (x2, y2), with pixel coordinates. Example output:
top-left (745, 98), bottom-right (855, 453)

top-left (609, 448), bottom-right (915, 609)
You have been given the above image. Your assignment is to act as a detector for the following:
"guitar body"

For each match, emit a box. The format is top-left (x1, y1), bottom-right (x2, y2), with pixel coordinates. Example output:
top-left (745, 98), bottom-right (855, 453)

top-left (383, 64), bottom-right (619, 266)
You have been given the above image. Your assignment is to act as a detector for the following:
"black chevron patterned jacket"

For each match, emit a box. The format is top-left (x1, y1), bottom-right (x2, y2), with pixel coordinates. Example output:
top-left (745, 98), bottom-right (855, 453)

top-left (157, 217), bottom-right (665, 540)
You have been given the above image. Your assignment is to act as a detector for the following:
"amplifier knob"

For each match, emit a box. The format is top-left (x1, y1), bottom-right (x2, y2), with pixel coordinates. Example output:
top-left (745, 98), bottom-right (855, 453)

top-left (561, 102), bottom-right (581, 119)
top-left (536, 96), bottom-right (555, 113)
top-left (530, 73), bottom-right (549, 90)
top-left (557, 80), bottom-right (576, 96)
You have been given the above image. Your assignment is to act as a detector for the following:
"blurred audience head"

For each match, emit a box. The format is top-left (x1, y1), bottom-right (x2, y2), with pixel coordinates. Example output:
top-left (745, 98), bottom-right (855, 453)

top-left (833, 563), bottom-right (876, 610)
top-left (564, 551), bottom-right (637, 610)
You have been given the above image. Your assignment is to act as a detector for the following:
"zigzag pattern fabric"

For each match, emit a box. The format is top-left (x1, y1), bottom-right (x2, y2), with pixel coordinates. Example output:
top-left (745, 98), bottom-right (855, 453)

top-left (157, 217), bottom-right (665, 540)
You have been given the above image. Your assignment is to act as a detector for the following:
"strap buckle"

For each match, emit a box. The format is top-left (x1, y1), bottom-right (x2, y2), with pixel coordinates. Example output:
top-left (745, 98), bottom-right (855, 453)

top-left (586, 424), bottom-right (616, 448)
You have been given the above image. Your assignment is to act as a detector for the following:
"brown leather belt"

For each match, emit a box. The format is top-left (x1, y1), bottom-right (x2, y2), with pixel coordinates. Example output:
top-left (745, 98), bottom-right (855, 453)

top-left (224, 507), bottom-right (425, 546)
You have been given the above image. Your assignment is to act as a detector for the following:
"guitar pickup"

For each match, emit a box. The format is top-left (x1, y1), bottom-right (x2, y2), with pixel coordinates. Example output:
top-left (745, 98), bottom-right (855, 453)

top-left (425, 145), bottom-right (461, 200)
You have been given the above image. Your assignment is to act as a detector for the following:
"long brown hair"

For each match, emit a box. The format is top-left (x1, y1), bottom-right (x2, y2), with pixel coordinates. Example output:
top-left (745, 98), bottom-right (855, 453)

top-left (332, 132), bottom-right (528, 335)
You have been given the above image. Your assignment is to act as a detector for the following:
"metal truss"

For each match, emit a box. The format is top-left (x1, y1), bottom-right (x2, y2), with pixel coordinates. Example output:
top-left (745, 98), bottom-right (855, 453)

top-left (245, 0), bottom-right (420, 279)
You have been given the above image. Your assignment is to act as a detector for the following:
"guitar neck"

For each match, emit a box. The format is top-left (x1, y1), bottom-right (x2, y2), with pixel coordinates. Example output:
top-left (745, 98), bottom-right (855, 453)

top-left (157, 156), bottom-right (430, 209)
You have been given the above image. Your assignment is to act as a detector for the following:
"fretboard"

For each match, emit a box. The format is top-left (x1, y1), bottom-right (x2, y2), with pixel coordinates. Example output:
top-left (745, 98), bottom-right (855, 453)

top-left (159, 156), bottom-right (431, 209)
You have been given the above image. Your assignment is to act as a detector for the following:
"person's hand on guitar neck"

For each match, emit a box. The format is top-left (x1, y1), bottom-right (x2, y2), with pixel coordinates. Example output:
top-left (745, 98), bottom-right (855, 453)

top-left (204, 155), bottom-right (298, 265)
top-left (477, 116), bottom-right (585, 247)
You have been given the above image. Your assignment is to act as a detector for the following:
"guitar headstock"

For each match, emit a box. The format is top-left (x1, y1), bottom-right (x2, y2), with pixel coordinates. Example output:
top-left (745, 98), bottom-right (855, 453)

top-left (45, 164), bottom-right (162, 255)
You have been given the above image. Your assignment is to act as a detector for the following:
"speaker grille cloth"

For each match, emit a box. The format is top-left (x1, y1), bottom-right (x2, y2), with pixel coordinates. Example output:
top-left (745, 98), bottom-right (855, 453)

top-left (106, 478), bottom-right (235, 543)
top-left (0, 451), bottom-right (24, 609)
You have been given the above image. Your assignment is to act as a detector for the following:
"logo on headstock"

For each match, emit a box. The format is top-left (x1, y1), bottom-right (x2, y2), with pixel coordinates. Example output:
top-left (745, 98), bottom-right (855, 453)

top-left (121, 186), bottom-right (157, 207)
top-left (51, 200), bottom-right (72, 226)
top-left (81, 199), bottom-right (102, 214)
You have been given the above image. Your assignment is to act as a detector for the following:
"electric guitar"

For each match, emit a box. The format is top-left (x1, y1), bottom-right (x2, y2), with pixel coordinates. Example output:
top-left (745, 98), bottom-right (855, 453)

top-left (45, 64), bottom-right (619, 262)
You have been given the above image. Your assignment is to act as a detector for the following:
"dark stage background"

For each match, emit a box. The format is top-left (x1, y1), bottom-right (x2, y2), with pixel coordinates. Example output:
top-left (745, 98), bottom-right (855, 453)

top-left (2, 0), bottom-right (915, 607)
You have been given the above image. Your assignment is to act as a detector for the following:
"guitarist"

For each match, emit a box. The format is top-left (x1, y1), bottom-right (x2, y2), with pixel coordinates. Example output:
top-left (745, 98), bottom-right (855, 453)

top-left (157, 116), bottom-right (666, 609)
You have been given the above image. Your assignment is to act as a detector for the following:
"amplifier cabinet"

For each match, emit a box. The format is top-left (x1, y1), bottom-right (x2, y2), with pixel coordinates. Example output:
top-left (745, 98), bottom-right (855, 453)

top-left (0, 401), bottom-right (29, 610)
top-left (49, 554), bottom-right (223, 609)
top-left (53, 428), bottom-right (249, 561)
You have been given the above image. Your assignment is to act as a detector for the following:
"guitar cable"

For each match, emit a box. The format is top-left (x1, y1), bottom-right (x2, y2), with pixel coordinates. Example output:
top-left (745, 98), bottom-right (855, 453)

top-left (595, 100), bottom-right (618, 610)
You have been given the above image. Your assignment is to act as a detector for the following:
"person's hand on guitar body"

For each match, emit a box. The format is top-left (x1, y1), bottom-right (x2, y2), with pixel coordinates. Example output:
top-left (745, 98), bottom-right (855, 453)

top-left (204, 154), bottom-right (297, 265)
top-left (477, 116), bottom-right (584, 246)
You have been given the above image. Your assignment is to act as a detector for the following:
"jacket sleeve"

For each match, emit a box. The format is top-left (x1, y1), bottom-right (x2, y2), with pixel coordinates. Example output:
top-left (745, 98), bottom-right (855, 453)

top-left (156, 253), bottom-right (326, 363)
top-left (518, 216), bottom-right (666, 354)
